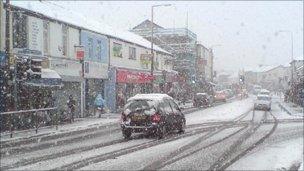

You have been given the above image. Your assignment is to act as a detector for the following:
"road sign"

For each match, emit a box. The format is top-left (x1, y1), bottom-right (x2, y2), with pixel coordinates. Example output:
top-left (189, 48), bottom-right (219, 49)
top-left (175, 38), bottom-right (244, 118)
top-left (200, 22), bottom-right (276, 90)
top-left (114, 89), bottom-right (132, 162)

top-left (75, 46), bottom-right (84, 60)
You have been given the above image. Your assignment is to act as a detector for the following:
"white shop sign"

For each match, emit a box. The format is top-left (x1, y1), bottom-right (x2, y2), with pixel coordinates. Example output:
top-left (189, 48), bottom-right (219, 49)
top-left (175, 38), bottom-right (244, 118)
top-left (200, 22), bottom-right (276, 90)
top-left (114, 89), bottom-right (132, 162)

top-left (27, 16), bottom-right (44, 56)
top-left (50, 58), bottom-right (81, 77)
top-left (84, 61), bottom-right (108, 79)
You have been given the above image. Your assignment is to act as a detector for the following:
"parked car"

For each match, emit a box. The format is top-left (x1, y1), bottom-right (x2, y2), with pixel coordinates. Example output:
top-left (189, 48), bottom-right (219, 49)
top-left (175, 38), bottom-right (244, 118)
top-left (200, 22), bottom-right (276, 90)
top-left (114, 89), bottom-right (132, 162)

top-left (193, 93), bottom-right (212, 107)
top-left (214, 91), bottom-right (227, 102)
top-left (254, 94), bottom-right (272, 111)
top-left (120, 94), bottom-right (186, 139)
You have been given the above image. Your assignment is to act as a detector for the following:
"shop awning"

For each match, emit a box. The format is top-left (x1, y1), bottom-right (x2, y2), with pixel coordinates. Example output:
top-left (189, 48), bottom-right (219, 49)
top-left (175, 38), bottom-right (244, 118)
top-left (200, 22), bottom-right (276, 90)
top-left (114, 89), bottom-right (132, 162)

top-left (23, 69), bottom-right (63, 88)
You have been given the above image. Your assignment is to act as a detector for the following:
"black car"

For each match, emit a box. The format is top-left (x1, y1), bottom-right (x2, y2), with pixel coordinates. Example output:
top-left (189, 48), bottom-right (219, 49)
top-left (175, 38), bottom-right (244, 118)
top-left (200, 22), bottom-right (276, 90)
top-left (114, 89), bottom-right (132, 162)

top-left (120, 94), bottom-right (186, 139)
top-left (193, 93), bottom-right (211, 107)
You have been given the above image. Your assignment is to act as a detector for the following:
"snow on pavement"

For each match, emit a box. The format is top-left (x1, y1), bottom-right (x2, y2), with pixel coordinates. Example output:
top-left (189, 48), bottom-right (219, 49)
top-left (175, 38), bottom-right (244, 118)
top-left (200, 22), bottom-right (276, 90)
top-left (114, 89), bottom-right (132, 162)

top-left (228, 138), bottom-right (303, 170)
top-left (1, 116), bottom-right (119, 142)
top-left (12, 138), bottom-right (151, 170)
top-left (186, 98), bottom-right (253, 125)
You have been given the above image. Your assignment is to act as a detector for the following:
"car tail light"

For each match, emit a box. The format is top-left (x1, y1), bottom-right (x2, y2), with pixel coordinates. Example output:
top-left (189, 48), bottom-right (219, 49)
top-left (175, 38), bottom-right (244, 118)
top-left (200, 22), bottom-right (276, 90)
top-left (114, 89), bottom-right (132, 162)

top-left (151, 113), bottom-right (161, 123)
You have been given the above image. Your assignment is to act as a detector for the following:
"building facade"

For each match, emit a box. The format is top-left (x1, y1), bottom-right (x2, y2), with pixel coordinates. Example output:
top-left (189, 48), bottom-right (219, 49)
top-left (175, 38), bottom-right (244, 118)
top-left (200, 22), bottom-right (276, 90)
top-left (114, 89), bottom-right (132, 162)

top-left (2, 1), bottom-right (175, 115)
top-left (255, 65), bottom-right (290, 92)
top-left (80, 30), bottom-right (109, 115)
top-left (131, 20), bottom-right (197, 86)
top-left (105, 37), bottom-right (174, 112)
top-left (196, 43), bottom-right (213, 82)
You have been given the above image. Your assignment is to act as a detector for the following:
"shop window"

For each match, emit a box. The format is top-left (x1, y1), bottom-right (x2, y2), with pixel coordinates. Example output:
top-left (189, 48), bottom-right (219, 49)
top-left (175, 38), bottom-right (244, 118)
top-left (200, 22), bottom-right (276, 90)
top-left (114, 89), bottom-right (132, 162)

top-left (43, 21), bottom-right (50, 54)
top-left (113, 42), bottom-right (122, 58)
top-left (129, 47), bottom-right (136, 60)
top-left (62, 25), bottom-right (68, 56)
top-left (13, 13), bottom-right (27, 48)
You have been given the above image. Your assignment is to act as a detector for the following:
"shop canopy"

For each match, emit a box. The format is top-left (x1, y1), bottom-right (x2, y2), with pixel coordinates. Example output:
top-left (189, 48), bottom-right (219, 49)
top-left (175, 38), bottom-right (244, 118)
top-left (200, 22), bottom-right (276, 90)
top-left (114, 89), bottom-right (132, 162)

top-left (23, 69), bottom-right (63, 88)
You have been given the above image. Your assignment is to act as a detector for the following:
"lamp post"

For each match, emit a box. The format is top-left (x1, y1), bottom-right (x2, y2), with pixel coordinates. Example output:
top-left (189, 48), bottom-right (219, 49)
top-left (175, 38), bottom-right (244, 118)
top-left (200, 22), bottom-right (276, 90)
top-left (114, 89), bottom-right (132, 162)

top-left (150, 4), bottom-right (171, 93)
top-left (276, 30), bottom-right (294, 82)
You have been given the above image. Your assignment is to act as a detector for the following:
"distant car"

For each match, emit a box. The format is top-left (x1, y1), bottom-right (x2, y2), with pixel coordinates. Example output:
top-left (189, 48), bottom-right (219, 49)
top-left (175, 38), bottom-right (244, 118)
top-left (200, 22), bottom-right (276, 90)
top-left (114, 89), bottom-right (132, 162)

top-left (120, 94), bottom-right (186, 139)
top-left (193, 93), bottom-right (212, 107)
top-left (214, 91), bottom-right (227, 102)
top-left (253, 85), bottom-right (262, 95)
top-left (254, 94), bottom-right (272, 111)
top-left (259, 89), bottom-right (270, 96)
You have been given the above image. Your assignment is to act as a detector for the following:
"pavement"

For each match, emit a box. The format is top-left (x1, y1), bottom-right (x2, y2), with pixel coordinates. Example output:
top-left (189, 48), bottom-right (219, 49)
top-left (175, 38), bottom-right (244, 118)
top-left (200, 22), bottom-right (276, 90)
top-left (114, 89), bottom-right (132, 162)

top-left (276, 97), bottom-right (303, 117)
top-left (0, 114), bottom-right (120, 143)
top-left (0, 102), bottom-right (194, 143)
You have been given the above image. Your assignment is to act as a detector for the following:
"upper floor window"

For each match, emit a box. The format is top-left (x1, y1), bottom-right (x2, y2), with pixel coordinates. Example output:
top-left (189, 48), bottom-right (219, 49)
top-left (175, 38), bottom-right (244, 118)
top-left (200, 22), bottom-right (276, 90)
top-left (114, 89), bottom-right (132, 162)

top-left (43, 21), bottom-right (49, 54)
top-left (96, 40), bottom-right (102, 60)
top-left (13, 13), bottom-right (27, 48)
top-left (62, 25), bottom-right (68, 56)
top-left (113, 42), bottom-right (122, 58)
top-left (129, 47), bottom-right (136, 60)
top-left (88, 37), bottom-right (93, 59)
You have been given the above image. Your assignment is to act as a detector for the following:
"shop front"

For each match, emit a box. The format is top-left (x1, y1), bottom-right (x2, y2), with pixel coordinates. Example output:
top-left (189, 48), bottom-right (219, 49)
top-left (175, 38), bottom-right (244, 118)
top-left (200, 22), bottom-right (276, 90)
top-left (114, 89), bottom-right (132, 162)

top-left (49, 58), bottom-right (82, 116)
top-left (84, 61), bottom-right (108, 115)
top-left (105, 67), bottom-right (153, 112)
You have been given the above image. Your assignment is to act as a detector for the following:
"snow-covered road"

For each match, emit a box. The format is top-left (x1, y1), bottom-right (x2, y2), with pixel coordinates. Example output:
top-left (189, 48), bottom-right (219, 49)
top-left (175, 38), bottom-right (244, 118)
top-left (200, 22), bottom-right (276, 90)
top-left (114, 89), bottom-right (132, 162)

top-left (1, 97), bottom-right (303, 170)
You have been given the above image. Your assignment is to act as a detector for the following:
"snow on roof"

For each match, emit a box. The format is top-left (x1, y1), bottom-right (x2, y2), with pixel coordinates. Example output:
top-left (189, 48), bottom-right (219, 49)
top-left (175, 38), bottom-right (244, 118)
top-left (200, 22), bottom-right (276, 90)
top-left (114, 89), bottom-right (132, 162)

top-left (293, 56), bottom-right (303, 61)
top-left (128, 94), bottom-right (172, 101)
top-left (248, 65), bottom-right (281, 73)
top-left (11, 1), bottom-right (171, 55)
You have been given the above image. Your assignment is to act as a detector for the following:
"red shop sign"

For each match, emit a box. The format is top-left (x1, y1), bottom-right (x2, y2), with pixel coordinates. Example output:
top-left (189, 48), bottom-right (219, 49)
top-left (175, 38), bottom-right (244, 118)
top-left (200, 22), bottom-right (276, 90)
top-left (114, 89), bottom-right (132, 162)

top-left (116, 69), bottom-right (154, 83)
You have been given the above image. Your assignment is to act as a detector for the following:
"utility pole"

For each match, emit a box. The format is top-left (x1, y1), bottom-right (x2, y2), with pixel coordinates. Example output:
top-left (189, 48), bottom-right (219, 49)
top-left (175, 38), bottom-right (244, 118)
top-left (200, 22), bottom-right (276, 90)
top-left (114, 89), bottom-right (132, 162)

top-left (5, 0), bottom-right (17, 111)
top-left (150, 4), bottom-right (171, 93)
top-left (150, 6), bottom-right (154, 93)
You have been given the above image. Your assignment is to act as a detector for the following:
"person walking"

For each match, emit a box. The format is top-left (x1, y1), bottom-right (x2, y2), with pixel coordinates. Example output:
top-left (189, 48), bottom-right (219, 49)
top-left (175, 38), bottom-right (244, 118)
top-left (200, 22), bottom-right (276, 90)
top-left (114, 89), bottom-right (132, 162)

top-left (117, 90), bottom-right (125, 110)
top-left (94, 94), bottom-right (106, 118)
top-left (67, 95), bottom-right (76, 122)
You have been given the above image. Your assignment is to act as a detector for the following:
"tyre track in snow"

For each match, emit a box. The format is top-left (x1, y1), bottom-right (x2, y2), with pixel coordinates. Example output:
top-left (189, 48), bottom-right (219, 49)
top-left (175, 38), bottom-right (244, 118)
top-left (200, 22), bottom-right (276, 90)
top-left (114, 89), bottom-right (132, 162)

top-left (0, 111), bottom-right (238, 170)
top-left (1, 98), bottom-right (245, 170)
top-left (0, 97), bottom-right (238, 155)
top-left (53, 123), bottom-right (248, 170)
top-left (208, 110), bottom-right (278, 170)
top-left (0, 105), bottom-right (200, 158)
top-left (57, 110), bottom-right (252, 170)
top-left (1, 122), bottom-right (243, 170)
top-left (140, 109), bottom-right (252, 170)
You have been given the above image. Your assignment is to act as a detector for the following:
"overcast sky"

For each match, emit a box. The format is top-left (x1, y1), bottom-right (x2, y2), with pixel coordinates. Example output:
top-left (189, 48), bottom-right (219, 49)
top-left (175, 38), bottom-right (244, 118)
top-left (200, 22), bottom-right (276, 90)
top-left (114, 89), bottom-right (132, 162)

top-left (55, 1), bottom-right (303, 73)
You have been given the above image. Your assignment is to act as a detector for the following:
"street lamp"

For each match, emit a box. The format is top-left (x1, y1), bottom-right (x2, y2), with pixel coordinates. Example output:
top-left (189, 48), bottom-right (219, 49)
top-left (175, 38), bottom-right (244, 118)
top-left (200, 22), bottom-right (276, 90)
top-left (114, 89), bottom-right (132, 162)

top-left (150, 4), bottom-right (171, 93)
top-left (275, 30), bottom-right (294, 82)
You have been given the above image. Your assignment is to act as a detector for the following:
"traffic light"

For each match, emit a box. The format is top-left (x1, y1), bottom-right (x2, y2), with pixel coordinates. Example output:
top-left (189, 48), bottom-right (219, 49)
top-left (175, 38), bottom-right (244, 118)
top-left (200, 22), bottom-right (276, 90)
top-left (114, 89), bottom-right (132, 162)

top-left (28, 58), bottom-right (42, 80)
top-left (239, 75), bottom-right (245, 84)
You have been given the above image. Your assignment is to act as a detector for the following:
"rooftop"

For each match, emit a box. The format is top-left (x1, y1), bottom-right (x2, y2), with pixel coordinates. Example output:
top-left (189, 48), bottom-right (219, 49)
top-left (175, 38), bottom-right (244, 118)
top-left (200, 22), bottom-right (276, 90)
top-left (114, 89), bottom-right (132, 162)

top-left (10, 1), bottom-right (171, 55)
